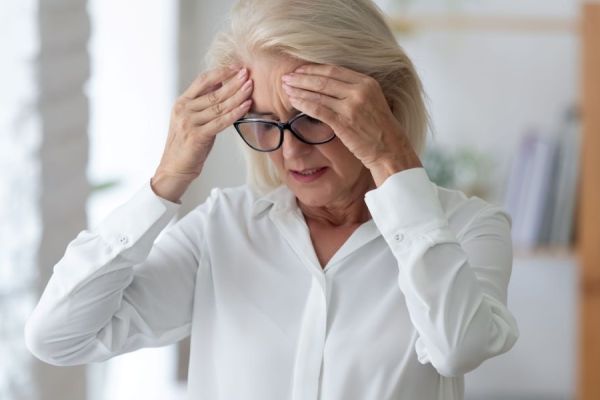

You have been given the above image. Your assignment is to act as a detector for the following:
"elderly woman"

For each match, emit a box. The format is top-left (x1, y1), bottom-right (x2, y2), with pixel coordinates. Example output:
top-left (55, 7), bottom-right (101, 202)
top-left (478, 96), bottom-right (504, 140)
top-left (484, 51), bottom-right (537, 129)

top-left (25, 0), bottom-right (519, 399)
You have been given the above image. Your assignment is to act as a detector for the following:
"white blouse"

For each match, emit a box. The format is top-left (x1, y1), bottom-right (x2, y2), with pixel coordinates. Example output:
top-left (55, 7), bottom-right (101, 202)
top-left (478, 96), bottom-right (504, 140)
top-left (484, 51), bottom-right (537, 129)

top-left (25, 167), bottom-right (519, 400)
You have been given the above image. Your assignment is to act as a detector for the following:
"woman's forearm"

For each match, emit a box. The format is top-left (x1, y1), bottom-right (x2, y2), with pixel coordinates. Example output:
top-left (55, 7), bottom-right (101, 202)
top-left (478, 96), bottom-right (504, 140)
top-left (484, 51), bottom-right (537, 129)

top-left (151, 170), bottom-right (195, 204)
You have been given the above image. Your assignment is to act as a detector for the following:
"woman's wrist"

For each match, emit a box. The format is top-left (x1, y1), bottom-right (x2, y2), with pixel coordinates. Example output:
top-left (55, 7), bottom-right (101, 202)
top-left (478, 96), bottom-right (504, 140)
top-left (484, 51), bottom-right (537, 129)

top-left (367, 153), bottom-right (423, 187)
top-left (150, 171), bottom-right (195, 204)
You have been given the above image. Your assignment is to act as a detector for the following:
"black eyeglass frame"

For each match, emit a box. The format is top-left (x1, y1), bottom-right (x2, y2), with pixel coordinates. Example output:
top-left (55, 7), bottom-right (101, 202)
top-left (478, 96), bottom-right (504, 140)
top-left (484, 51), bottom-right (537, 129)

top-left (233, 112), bottom-right (336, 152)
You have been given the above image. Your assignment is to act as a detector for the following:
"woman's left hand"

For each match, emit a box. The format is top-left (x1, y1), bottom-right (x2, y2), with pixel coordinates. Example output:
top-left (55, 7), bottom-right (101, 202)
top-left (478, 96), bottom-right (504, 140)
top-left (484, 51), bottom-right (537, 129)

top-left (281, 64), bottom-right (422, 186)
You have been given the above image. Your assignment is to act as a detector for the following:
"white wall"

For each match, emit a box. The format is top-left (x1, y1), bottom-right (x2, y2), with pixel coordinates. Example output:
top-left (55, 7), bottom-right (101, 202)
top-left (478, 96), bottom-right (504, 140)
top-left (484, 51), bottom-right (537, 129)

top-left (85, 1), bottom-right (182, 399)
top-left (375, 0), bottom-right (579, 204)
top-left (87, 0), bottom-right (177, 226)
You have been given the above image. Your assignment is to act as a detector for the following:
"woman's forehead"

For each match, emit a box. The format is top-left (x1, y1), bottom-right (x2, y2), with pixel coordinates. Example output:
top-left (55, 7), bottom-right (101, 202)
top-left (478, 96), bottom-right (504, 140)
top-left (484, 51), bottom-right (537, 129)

top-left (246, 54), bottom-right (304, 120)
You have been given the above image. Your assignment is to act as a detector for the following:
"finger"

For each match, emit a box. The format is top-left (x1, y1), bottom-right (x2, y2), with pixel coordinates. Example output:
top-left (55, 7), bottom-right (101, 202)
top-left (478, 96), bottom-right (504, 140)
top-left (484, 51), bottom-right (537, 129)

top-left (282, 83), bottom-right (344, 114)
top-left (281, 72), bottom-right (349, 99)
top-left (286, 95), bottom-right (340, 132)
top-left (294, 64), bottom-right (363, 84)
top-left (189, 69), bottom-right (250, 112)
top-left (192, 80), bottom-right (253, 126)
top-left (202, 99), bottom-right (253, 136)
top-left (182, 66), bottom-right (244, 99)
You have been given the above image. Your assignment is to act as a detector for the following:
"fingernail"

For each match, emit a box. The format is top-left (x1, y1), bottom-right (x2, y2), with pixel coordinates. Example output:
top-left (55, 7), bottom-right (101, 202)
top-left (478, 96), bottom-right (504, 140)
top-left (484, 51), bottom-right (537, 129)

top-left (229, 63), bottom-right (242, 70)
top-left (281, 74), bottom-right (293, 82)
top-left (238, 68), bottom-right (248, 80)
top-left (295, 67), bottom-right (306, 73)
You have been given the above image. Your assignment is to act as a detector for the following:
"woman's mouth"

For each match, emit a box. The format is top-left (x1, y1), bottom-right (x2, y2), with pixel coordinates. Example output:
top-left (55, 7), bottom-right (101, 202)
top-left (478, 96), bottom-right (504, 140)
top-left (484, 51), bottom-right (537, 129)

top-left (290, 167), bottom-right (328, 183)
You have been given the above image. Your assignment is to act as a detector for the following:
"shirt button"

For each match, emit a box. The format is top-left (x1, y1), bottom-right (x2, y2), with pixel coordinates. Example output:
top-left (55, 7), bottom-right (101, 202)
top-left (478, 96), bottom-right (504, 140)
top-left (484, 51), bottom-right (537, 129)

top-left (118, 235), bottom-right (129, 246)
top-left (394, 233), bottom-right (404, 242)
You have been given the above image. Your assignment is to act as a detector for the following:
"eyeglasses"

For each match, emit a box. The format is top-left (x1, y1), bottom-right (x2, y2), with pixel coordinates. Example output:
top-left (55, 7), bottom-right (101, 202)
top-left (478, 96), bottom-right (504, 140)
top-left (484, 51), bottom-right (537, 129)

top-left (233, 112), bottom-right (336, 152)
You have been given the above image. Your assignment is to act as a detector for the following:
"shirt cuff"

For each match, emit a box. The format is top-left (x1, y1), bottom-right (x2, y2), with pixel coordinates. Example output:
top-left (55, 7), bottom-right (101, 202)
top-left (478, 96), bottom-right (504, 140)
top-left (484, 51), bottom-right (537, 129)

top-left (94, 180), bottom-right (181, 261)
top-left (365, 168), bottom-right (451, 251)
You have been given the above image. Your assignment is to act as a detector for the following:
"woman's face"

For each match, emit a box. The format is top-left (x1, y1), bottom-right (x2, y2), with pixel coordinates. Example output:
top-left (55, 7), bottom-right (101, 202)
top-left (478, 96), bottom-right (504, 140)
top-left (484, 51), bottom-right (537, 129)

top-left (246, 53), bottom-right (373, 208)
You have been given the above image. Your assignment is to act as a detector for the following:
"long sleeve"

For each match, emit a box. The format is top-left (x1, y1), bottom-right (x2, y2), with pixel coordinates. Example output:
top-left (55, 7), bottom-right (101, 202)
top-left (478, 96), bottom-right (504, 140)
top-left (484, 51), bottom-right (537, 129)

top-left (25, 182), bottom-right (208, 366)
top-left (364, 167), bottom-right (519, 377)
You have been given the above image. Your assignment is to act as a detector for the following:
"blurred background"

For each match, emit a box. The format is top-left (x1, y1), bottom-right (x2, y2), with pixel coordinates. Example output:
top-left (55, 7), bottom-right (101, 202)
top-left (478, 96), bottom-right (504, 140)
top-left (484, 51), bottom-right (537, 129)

top-left (1, 0), bottom-right (598, 399)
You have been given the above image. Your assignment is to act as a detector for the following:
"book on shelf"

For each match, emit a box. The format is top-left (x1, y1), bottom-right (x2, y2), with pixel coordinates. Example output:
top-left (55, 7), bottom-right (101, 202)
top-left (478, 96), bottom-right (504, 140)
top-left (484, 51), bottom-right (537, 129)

top-left (548, 108), bottom-right (581, 246)
top-left (504, 106), bottom-right (581, 252)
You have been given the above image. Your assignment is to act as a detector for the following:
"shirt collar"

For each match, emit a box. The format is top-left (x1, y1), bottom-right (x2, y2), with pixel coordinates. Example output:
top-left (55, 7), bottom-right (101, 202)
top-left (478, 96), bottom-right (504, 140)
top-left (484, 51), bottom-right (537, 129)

top-left (251, 185), bottom-right (298, 218)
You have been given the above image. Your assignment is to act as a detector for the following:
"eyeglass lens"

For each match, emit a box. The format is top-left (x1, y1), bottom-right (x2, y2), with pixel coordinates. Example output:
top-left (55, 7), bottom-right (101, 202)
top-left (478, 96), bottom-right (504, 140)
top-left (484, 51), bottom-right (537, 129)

top-left (236, 115), bottom-right (334, 151)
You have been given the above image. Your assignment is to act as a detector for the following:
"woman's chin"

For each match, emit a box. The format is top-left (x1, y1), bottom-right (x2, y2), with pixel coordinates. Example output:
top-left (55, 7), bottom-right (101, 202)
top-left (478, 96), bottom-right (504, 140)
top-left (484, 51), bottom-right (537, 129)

top-left (288, 185), bottom-right (327, 207)
top-left (295, 187), bottom-right (344, 210)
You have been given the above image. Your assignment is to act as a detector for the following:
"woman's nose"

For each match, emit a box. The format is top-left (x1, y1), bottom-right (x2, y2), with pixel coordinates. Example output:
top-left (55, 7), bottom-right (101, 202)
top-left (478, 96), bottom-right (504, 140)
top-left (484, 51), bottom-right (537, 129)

top-left (281, 129), bottom-right (312, 159)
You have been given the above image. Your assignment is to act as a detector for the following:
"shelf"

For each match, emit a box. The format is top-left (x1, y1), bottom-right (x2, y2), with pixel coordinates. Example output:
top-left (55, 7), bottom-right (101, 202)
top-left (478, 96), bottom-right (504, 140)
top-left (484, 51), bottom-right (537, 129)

top-left (387, 14), bottom-right (579, 34)
top-left (580, 5), bottom-right (600, 399)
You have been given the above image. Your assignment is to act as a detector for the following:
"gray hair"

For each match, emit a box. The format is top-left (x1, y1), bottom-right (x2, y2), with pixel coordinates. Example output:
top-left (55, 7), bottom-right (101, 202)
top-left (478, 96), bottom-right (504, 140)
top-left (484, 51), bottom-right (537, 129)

top-left (206, 0), bottom-right (429, 193)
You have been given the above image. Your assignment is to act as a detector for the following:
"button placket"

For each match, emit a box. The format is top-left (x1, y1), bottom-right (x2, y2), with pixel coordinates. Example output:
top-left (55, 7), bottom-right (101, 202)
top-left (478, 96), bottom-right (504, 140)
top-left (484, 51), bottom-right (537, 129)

top-left (291, 277), bottom-right (327, 400)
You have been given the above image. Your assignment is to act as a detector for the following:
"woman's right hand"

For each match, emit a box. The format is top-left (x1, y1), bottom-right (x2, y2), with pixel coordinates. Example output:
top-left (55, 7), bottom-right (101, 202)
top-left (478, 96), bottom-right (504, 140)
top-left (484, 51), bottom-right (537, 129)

top-left (151, 66), bottom-right (253, 202)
